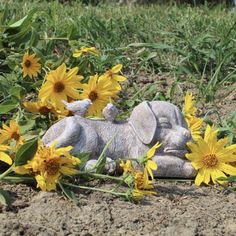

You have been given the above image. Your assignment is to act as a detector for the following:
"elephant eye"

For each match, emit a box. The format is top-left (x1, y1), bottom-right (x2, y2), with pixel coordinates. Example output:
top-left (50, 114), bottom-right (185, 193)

top-left (159, 122), bottom-right (172, 129)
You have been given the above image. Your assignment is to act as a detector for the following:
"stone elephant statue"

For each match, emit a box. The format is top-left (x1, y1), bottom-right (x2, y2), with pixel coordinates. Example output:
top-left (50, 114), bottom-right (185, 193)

top-left (42, 100), bottom-right (196, 178)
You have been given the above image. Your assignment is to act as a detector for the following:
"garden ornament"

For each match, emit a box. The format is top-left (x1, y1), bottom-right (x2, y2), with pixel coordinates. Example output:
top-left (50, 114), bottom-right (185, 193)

top-left (42, 100), bottom-right (196, 178)
top-left (62, 99), bottom-right (92, 116)
top-left (102, 103), bottom-right (119, 122)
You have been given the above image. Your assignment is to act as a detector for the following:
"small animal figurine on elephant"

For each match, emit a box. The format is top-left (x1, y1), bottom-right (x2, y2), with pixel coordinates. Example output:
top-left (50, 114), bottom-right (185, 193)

top-left (42, 100), bottom-right (196, 178)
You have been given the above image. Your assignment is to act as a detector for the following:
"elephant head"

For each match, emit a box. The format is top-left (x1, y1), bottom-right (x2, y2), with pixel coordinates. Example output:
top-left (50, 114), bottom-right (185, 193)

top-left (129, 101), bottom-right (192, 158)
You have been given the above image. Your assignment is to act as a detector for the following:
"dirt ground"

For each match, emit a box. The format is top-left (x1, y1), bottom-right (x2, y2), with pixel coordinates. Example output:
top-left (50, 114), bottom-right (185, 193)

top-left (1, 180), bottom-right (236, 236)
top-left (129, 73), bottom-right (236, 123)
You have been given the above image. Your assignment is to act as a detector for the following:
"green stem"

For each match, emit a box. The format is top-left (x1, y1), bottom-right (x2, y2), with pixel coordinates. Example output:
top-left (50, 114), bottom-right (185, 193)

top-left (120, 158), bottom-right (140, 163)
top-left (212, 100), bottom-right (223, 126)
top-left (111, 179), bottom-right (126, 192)
top-left (0, 164), bottom-right (15, 181)
top-left (78, 171), bottom-right (123, 181)
top-left (61, 181), bottom-right (126, 197)
top-left (156, 178), bottom-right (194, 182)
top-left (1, 176), bottom-right (34, 183)
top-left (42, 37), bottom-right (69, 41)
top-left (103, 46), bottom-right (129, 52)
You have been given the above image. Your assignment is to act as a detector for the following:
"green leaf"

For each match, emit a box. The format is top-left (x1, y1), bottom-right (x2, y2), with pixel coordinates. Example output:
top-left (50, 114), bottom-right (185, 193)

top-left (28, 27), bottom-right (38, 47)
top-left (0, 103), bottom-right (18, 114)
top-left (19, 120), bottom-right (35, 134)
top-left (15, 138), bottom-right (38, 166)
top-left (0, 3), bottom-right (9, 26)
top-left (9, 86), bottom-right (24, 100)
top-left (9, 15), bottom-right (28, 28)
top-left (59, 182), bottom-right (79, 205)
top-left (94, 133), bottom-right (117, 174)
top-left (218, 176), bottom-right (236, 183)
top-left (146, 52), bottom-right (157, 61)
top-left (8, 8), bottom-right (38, 29)
top-left (0, 189), bottom-right (12, 206)
top-left (126, 100), bottom-right (135, 108)
top-left (128, 42), bottom-right (173, 50)
top-left (74, 152), bottom-right (90, 171)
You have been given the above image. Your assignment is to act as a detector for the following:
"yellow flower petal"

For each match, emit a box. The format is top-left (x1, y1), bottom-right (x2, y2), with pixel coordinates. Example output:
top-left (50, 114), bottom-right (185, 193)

top-left (147, 160), bottom-right (157, 171)
top-left (73, 51), bottom-right (82, 58)
top-left (183, 92), bottom-right (197, 117)
top-left (218, 163), bottom-right (236, 176)
top-left (146, 142), bottom-right (161, 159)
top-left (112, 75), bottom-right (126, 82)
top-left (195, 168), bottom-right (205, 186)
top-left (0, 152), bottom-right (12, 165)
top-left (210, 169), bottom-right (226, 184)
top-left (111, 64), bottom-right (122, 73)
top-left (14, 166), bottom-right (30, 174)
top-left (35, 174), bottom-right (47, 191)
top-left (203, 170), bottom-right (211, 184)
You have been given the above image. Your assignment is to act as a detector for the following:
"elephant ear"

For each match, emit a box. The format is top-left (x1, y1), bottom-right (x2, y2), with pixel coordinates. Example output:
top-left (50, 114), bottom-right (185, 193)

top-left (129, 101), bottom-right (157, 145)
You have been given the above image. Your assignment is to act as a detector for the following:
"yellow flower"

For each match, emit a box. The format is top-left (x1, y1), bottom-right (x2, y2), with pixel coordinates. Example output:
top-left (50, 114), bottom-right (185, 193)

top-left (15, 142), bottom-right (80, 191)
top-left (186, 125), bottom-right (236, 186)
top-left (183, 92), bottom-right (203, 141)
top-left (35, 175), bottom-right (47, 191)
top-left (145, 142), bottom-right (161, 179)
top-left (131, 189), bottom-right (156, 202)
top-left (134, 170), bottom-right (154, 190)
top-left (73, 47), bottom-right (99, 58)
top-left (183, 92), bottom-right (197, 118)
top-left (23, 100), bottom-right (56, 116)
top-left (80, 74), bottom-right (119, 117)
top-left (39, 63), bottom-right (83, 111)
top-left (21, 52), bottom-right (41, 78)
top-left (53, 109), bottom-right (74, 119)
top-left (0, 145), bottom-right (12, 165)
top-left (0, 120), bottom-right (24, 149)
top-left (100, 64), bottom-right (127, 90)
top-left (120, 160), bottom-right (133, 174)
top-left (186, 116), bottom-right (203, 141)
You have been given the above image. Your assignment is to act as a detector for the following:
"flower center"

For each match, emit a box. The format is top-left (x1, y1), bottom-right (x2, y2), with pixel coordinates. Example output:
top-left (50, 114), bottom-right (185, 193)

top-left (202, 154), bottom-right (218, 168)
top-left (88, 91), bottom-right (98, 102)
top-left (39, 106), bottom-right (51, 115)
top-left (45, 159), bottom-right (60, 175)
top-left (11, 132), bottom-right (20, 141)
top-left (54, 82), bottom-right (65, 93)
top-left (24, 60), bottom-right (31, 68)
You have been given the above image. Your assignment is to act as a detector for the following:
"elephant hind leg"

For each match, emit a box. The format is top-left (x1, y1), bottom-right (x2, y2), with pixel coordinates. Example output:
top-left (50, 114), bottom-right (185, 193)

top-left (42, 116), bottom-right (99, 156)
top-left (42, 118), bottom-right (68, 146)
top-left (42, 117), bottom-right (81, 148)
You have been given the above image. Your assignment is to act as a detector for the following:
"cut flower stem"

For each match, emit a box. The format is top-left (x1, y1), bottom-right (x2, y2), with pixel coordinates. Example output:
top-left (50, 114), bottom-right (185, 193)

top-left (1, 176), bottom-right (34, 183)
top-left (77, 171), bottom-right (123, 182)
top-left (0, 164), bottom-right (15, 181)
top-left (60, 181), bottom-right (126, 198)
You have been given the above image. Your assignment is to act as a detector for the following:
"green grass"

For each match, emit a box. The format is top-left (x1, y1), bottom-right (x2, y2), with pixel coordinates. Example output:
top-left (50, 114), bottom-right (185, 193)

top-left (2, 1), bottom-right (236, 80)
top-left (0, 0), bottom-right (235, 141)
